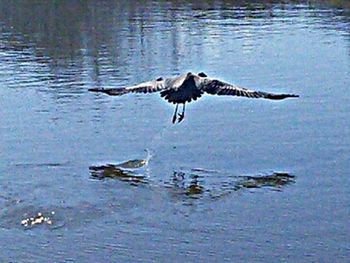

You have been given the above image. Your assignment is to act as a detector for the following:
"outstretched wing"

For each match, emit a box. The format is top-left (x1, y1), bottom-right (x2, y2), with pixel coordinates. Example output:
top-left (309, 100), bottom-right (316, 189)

top-left (89, 80), bottom-right (165, 96)
top-left (201, 79), bottom-right (299, 100)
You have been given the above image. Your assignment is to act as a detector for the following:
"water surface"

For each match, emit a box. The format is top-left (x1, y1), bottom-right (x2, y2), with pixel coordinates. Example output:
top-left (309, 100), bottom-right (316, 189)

top-left (0, 1), bottom-right (349, 262)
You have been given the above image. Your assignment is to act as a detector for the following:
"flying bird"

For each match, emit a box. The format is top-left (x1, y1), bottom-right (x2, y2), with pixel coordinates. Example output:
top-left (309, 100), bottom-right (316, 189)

top-left (89, 72), bottom-right (299, 123)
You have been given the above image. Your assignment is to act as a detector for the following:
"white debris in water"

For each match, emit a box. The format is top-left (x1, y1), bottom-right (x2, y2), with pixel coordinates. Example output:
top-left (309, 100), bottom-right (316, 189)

top-left (21, 212), bottom-right (55, 228)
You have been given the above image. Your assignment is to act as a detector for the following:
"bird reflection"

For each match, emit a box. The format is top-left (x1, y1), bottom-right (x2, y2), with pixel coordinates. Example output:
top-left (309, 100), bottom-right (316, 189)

top-left (89, 159), bottom-right (148, 185)
top-left (166, 171), bottom-right (296, 198)
top-left (168, 172), bottom-right (205, 197)
top-left (234, 172), bottom-right (296, 190)
top-left (89, 159), bottom-right (296, 198)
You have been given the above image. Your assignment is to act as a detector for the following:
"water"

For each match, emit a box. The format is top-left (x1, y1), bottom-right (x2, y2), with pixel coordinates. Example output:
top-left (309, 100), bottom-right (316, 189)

top-left (0, 1), bottom-right (349, 262)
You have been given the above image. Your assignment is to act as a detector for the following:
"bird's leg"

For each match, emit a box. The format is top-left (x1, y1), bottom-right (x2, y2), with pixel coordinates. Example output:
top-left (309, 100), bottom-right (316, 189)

top-left (172, 104), bottom-right (179, 123)
top-left (178, 103), bottom-right (186, 123)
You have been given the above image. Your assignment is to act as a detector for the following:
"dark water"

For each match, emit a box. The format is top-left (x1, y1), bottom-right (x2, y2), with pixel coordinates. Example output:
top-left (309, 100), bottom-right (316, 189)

top-left (0, 0), bottom-right (349, 262)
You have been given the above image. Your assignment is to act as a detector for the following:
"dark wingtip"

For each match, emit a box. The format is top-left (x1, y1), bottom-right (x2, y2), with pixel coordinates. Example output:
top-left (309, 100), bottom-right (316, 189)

top-left (286, 94), bottom-right (299, 98)
top-left (265, 93), bottom-right (300, 100)
top-left (286, 94), bottom-right (300, 98)
top-left (88, 88), bottom-right (103, 92)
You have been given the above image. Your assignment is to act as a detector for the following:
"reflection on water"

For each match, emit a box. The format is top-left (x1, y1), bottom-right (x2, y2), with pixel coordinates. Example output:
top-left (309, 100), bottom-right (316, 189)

top-left (234, 172), bottom-right (296, 190)
top-left (167, 169), bottom-right (296, 199)
top-left (89, 151), bottom-right (151, 184)
top-left (169, 171), bottom-right (205, 197)
top-left (89, 163), bottom-right (147, 185)
top-left (0, 0), bottom-right (349, 96)
top-left (316, 0), bottom-right (350, 8)
top-left (89, 158), bottom-right (295, 199)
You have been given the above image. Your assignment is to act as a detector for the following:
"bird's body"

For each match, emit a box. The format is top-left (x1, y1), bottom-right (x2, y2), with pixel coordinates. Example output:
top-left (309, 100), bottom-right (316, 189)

top-left (89, 72), bottom-right (298, 123)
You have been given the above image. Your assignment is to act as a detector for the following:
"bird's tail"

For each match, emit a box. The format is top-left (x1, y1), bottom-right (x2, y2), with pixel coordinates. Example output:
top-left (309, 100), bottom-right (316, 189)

top-left (260, 92), bottom-right (299, 100)
top-left (88, 88), bottom-right (128, 96)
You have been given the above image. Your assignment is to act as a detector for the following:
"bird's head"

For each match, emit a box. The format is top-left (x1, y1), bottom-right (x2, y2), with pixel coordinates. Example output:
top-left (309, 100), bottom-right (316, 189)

top-left (156, 77), bottom-right (163, 81)
top-left (198, 72), bottom-right (207, 77)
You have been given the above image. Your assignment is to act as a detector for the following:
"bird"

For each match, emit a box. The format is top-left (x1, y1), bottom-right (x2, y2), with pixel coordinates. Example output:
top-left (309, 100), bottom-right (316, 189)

top-left (89, 72), bottom-right (299, 123)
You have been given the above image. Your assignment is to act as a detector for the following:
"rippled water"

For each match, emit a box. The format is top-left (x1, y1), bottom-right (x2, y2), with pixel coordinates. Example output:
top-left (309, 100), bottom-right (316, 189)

top-left (0, 1), bottom-right (349, 262)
